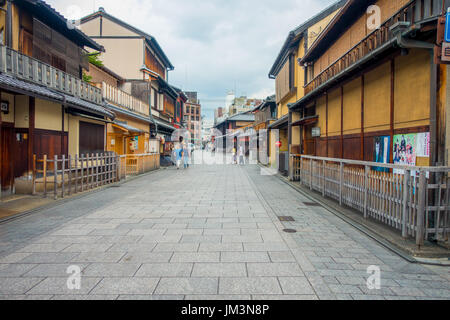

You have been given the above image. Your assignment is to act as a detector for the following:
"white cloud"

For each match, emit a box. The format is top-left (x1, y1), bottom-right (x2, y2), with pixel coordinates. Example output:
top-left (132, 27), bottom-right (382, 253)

top-left (47, 0), bottom-right (338, 118)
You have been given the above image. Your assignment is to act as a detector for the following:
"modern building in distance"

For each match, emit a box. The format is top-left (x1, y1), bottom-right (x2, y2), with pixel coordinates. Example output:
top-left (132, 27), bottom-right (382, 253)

top-left (184, 92), bottom-right (201, 145)
top-left (201, 118), bottom-right (215, 144)
top-left (229, 96), bottom-right (263, 116)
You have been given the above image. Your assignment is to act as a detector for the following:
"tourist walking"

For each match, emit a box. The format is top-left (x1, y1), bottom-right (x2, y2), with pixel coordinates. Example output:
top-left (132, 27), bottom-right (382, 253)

top-left (175, 136), bottom-right (184, 170)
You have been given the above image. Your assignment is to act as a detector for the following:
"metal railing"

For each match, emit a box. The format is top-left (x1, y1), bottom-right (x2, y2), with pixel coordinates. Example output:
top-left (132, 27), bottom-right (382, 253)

top-left (0, 45), bottom-right (102, 104)
top-left (291, 154), bottom-right (450, 247)
top-left (304, 0), bottom-right (443, 95)
top-left (102, 82), bottom-right (150, 116)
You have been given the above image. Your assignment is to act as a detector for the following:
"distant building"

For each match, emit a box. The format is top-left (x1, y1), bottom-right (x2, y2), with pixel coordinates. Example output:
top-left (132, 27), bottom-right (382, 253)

top-left (229, 96), bottom-right (263, 116)
top-left (184, 92), bottom-right (201, 145)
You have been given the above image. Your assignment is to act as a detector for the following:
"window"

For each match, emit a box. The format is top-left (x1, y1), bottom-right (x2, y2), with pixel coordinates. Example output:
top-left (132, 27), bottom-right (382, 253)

top-left (289, 53), bottom-right (295, 90)
top-left (151, 88), bottom-right (156, 108)
top-left (186, 106), bottom-right (190, 114)
top-left (158, 93), bottom-right (164, 111)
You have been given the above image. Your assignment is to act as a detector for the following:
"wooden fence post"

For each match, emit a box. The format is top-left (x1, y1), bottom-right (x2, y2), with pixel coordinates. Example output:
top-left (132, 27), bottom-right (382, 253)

top-left (32, 154), bottom-right (36, 195)
top-left (322, 160), bottom-right (326, 197)
top-left (43, 154), bottom-right (47, 197)
top-left (96, 153), bottom-right (99, 188)
top-left (402, 170), bottom-right (410, 238)
top-left (68, 155), bottom-right (72, 196)
top-left (416, 170), bottom-right (427, 246)
top-left (61, 154), bottom-right (65, 198)
top-left (53, 154), bottom-right (58, 200)
top-left (309, 159), bottom-right (313, 190)
top-left (363, 165), bottom-right (369, 219)
top-left (339, 162), bottom-right (344, 205)
top-left (81, 154), bottom-right (84, 192)
top-left (74, 154), bottom-right (78, 193)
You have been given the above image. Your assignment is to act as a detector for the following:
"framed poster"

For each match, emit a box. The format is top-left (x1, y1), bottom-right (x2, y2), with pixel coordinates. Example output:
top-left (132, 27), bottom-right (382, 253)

top-left (373, 136), bottom-right (390, 172)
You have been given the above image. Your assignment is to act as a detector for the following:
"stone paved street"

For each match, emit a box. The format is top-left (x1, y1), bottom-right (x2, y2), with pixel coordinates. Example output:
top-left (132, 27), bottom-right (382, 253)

top-left (0, 163), bottom-right (449, 300)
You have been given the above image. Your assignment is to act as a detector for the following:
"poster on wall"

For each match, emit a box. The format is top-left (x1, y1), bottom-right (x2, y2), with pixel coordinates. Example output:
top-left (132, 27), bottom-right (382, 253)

top-left (392, 133), bottom-right (430, 175)
top-left (393, 134), bottom-right (417, 174)
top-left (373, 136), bottom-right (390, 172)
top-left (416, 132), bottom-right (430, 157)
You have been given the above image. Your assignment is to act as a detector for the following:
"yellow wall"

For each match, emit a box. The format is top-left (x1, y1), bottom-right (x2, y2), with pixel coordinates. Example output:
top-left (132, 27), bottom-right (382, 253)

top-left (307, 9), bottom-right (340, 49)
top-left (291, 111), bottom-right (301, 146)
top-left (343, 78), bottom-right (361, 135)
top-left (316, 95), bottom-right (327, 138)
top-left (327, 88), bottom-right (341, 136)
top-left (394, 49), bottom-right (430, 129)
top-left (35, 99), bottom-right (68, 131)
top-left (364, 62), bottom-right (390, 132)
top-left (14, 95), bottom-right (29, 128)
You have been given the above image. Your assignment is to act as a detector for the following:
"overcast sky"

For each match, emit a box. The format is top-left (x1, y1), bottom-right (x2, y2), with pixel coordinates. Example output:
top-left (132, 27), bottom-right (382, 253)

top-left (48, 0), bottom-right (337, 119)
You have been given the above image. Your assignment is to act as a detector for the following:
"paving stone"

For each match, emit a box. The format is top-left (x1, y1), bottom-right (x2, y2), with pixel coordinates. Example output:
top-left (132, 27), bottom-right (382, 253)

top-left (278, 277), bottom-right (315, 295)
top-left (0, 264), bottom-right (37, 277)
top-left (153, 243), bottom-right (199, 252)
top-left (221, 252), bottom-right (270, 263)
top-left (0, 278), bottom-right (44, 294)
top-left (247, 263), bottom-right (304, 277)
top-left (107, 243), bottom-right (156, 252)
top-left (219, 277), bottom-right (282, 295)
top-left (22, 263), bottom-right (88, 277)
top-left (51, 294), bottom-right (118, 300)
top-left (192, 263), bottom-right (247, 277)
top-left (180, 235), bottom-right (222, 243)
top-left (91, 278), bottom-right (159, 295)
top-left (82, 263), bottom-right (141, 277)
top-left (27, 277), bottom-right (101, 295)
top-left (198, 243), bottom-right (243, 252)
top-left (135, 263), bottom-right (193, 277)
top-left (155, 278), bottom-right (218, 295)
top-left (120, 252), bottom-right (173, 263)
top-left (72, 252), bottom-right (126, 263)
top-left (171, 252), bottom-right (220, 263)
top-left (268, 251), bottom-right (296, 262)
top-left (18, 252), bottom-right (79, 264)
top-left (243, 243), bottom-right (290, 252)
top-left (186, 295), bottom-right (251, 300)
top-left (62, 243), bottom-right (114, 252)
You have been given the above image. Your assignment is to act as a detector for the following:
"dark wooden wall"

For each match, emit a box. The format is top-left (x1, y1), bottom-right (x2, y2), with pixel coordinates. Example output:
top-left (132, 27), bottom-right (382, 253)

top-left (79, 121), bottom-right (105, 155)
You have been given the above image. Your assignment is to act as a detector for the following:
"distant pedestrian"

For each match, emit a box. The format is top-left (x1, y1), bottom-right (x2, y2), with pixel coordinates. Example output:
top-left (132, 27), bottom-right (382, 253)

top-left (232, 147), bottom-right (237, 164)
top-left (175, 136), bottom-right (184, 170)
top-left (183, 143), bottom-right (190, 169)
top-left (239, 145), bottom-right (244, 165)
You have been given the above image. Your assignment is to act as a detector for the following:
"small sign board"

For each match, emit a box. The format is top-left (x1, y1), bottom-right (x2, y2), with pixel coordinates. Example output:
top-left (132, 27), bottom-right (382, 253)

top-left (312, 127), bottom-right (321, 137)
top-left (442, 42), bottom-right (450, 62)
top-left (1, 100), bottom-right (9, 113)
top-left (445, 8), bottom-right (450, 42)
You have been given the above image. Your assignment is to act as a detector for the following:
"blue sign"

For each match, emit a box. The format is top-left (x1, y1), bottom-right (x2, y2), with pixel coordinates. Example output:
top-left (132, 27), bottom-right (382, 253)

top-left (445, 8), bottom-right (450, 42)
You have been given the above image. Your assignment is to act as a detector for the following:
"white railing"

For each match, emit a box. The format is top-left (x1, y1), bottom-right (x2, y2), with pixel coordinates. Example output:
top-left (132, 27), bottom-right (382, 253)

top-left (102, 82), bottom-right (150, 116)
top-left (0, 45), bottom-right (102, 104)
top-left (291, 155), bottom-right (450, 247)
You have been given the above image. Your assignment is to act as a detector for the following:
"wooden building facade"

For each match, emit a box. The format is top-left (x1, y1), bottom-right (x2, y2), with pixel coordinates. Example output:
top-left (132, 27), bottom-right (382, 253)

top-left (0, 0), bottom-right (114, 194)
top-left (289, 0), bottom-right (449, 169)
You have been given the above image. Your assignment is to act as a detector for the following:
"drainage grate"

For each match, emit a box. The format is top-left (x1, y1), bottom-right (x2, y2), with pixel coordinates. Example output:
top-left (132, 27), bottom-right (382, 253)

top-left (303, 202), bottom-right (322, 207)
top-left (278, 216), bottom-right (295, 222)
top-left (283, 229), bottom-right (297, 233)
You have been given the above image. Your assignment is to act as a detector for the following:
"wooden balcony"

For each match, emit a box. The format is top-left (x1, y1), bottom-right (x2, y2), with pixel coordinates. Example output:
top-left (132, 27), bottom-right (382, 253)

top-left (304, 0), bottom-right (443, 95)
top-left (102, 82), bottom-right (150, 116)
top-left (0, 45), bottom-right (102, 104)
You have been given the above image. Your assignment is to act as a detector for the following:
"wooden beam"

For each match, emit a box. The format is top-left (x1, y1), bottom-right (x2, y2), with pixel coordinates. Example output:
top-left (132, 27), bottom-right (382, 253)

top-left (27, 97), bottom-right (35, 174)
top-left (390, 59), bottom-right (395, 165)
top-left (0, 88), bottom-right (2, 196)
top-left (340, 86), bottom-right (344, 159)
top-left (361, 75), bottom-right (365, 161)
top-left (326, 92), bottom-right (329, 157)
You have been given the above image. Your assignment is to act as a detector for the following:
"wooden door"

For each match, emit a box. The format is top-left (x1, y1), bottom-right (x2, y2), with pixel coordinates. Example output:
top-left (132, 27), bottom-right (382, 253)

top-left (1, 126), bottom-right (14, 190)
top-left (14, 129), bottom-right (29, 178)
top-left (79, 121), bottom-right (105, 155)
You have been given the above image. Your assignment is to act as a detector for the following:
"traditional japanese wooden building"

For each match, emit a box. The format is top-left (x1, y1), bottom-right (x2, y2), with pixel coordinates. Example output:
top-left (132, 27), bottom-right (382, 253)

top-left (0, 0), bottom-right (114, 194)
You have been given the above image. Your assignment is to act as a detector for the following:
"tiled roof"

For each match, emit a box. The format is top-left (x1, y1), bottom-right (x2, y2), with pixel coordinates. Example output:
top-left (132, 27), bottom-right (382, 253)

top-left (64, 95), bottom-right (115, 119)
top-left (0, 73), bottom-right (114, 119)
top-left (0, 73), bottom-right (61, 100)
